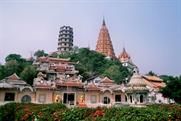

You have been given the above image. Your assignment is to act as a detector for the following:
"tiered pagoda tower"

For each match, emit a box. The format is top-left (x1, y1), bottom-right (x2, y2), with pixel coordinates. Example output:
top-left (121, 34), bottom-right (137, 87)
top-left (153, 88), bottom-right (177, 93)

top-left (96, 19), bottom-right (115, 58)
top-left (58, 26), bottom-right (73, 53)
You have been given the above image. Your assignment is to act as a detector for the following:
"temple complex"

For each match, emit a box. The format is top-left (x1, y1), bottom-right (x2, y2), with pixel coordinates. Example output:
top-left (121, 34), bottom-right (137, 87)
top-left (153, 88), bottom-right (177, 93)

top-left (96, 19), bottom-right (116, 58)
top-left (0, 57), bottom-right (171, 107)
top-left (0, 19), bottom-right (173, 107)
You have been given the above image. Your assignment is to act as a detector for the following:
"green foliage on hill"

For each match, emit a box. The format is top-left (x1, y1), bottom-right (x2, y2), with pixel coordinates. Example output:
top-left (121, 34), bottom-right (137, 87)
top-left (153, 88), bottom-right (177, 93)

top-left (58, 48), bottom-right (131, 83)
top-left (0, 54), bottom-right (37, 85)
top-left (0, 48), bottom-right (130, 84)
top-left (0, 103), bottom-right (181, 121)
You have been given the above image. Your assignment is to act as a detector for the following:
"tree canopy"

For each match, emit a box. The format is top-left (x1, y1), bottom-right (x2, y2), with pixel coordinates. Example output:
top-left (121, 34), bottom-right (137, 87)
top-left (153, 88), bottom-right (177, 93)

top-left (5, 54), bottom-right (26, 63)
top-left (160, 75), bottom-right (181, 104)
top-left (147, 71), bottom-right (157, 76)
top-left (34, 50), bottom-right (48, 58)
top-left (0, 53), bottom-right (37, 85)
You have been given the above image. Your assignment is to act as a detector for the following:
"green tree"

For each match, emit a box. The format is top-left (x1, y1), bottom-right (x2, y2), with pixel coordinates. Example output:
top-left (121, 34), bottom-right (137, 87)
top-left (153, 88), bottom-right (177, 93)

top-left (34, 50), bottom-right (48, 58)
top-left (147, 71), bottom-right (157, 76)
top-left (5, 54), bottom-right (26, 63)
top-left (20, 65), bottom-right (37, 85)
top-left (0, 65), bottom-right (6, 80)
top-left (4, 60), bottom-right (20, 76)
top-left (0, 54), bottom-right (33, 81)
top-left (160, 75), bottom-right (181, 104)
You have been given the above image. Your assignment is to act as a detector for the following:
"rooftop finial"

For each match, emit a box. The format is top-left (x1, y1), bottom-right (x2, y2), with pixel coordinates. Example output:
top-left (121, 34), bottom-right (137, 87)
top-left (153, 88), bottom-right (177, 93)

top-left (102, 16), bottom-right (106, 26)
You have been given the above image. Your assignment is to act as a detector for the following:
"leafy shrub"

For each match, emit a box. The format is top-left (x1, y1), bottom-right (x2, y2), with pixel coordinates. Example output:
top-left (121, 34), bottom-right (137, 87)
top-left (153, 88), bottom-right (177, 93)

top-left (0, 103), bottom-right (181, 121)
top-left (0, 102), bottom-right (16, 121)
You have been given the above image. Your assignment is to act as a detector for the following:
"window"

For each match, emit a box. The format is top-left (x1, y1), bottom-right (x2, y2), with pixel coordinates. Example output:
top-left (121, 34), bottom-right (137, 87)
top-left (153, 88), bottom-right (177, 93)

top-left (39, 94), bottom-right (46, 103)
top-left (115, 95), bottom-right (121, 102)
top-left (90, 95), bottom-right (97, 104)
top-left (103, 97), bottom-right (110, 104)
top-left (21, 95), bottom-right (31, 103)
top-left (4, 93), bottom-right (15, 101)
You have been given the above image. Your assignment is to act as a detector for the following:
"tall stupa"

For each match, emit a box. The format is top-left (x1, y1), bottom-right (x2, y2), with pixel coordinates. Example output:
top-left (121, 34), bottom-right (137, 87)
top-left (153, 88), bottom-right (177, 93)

top-left (96, 19), bottom-right (115, 58)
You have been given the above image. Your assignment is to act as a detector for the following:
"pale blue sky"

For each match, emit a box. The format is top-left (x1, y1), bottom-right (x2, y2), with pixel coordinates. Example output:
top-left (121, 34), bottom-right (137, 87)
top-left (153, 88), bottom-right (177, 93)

top-left (0, 0), bottom-right (180, 76)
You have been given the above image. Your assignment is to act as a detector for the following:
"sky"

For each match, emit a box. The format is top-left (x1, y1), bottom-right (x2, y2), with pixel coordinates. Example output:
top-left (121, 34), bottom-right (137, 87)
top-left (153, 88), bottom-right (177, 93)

top-left (0, 0), bottom-right (180, 76)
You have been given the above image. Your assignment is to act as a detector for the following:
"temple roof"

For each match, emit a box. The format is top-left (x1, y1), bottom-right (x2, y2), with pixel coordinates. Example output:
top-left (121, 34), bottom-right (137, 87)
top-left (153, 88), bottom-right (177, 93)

top-left (142, 75), bottom-right (166, 90)
top-left (128, 73), bottom-right (146, 87)
top-left (118, 48), bottom-right (131, 62)
top-left (85, 83), bottom-right (100, 91)
top-left (126, 73), bottom-right (149, 92)
top-left (0, 73), bottom-right (29, 89)
top-left (7, 73), bottom-right (20, 80)
top-left (143, 75), bottom-right (163, 82)
top-left (96, 19), bottom-right (115, 58)
top-left (36, 57), bottom-right (70, 63)
top-left (100, 77), bottom-right (114, 84)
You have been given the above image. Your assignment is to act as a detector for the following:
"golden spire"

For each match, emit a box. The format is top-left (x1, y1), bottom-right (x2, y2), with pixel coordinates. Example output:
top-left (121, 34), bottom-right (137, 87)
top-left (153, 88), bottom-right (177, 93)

top-left (96, 19), bottom-right (115, 58)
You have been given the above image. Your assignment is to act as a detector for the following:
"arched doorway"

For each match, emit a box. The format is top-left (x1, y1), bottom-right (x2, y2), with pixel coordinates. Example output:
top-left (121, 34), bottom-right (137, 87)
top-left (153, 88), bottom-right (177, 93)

top-left (125, 95), bottom-right (127, 102)
top-left (103, 97), bottom-right (110, 104)
top-left (21, 95), bottom-right (31, 103)
top-left (130, 95), bottom-right (132, 103)
top-left (140, 95), bottom-right (143, 103)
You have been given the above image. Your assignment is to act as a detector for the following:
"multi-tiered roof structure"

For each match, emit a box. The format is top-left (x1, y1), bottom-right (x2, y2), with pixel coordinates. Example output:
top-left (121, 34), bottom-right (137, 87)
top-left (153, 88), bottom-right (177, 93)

top-left (58, 26), bottom-right (73, 53)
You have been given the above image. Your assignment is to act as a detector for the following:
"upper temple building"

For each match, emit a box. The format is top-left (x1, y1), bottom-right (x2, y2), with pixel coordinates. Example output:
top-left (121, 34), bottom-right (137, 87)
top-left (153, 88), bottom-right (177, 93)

top-left (96, 19), bottom-right (116, 58)
top-left (118, 48), bottom-right (139, 73)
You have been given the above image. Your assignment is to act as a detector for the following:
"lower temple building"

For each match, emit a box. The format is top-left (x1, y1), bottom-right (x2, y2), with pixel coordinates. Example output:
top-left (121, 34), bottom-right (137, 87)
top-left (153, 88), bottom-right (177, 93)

top-left (0, 57), bottom-right (171, 107)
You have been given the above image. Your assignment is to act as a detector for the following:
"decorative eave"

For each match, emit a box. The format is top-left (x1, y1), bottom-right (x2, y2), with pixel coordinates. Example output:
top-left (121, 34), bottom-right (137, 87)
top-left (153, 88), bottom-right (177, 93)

top-left (125, 86), bottom-right (149, 93)
top-left (56, 81), bottom-right (84, 88)
top-left (34, 84), bottom-right (55, 90)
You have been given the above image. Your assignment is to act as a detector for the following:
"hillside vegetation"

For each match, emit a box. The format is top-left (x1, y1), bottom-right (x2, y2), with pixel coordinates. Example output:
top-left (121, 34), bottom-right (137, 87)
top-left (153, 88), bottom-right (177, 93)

top-left (57, 48), bottom-right (131, 83)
